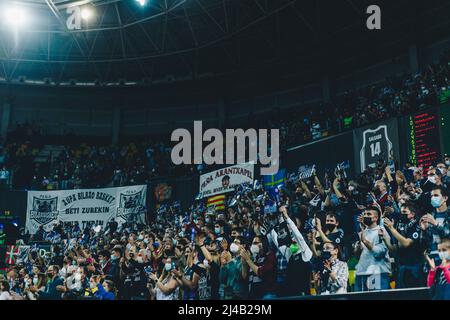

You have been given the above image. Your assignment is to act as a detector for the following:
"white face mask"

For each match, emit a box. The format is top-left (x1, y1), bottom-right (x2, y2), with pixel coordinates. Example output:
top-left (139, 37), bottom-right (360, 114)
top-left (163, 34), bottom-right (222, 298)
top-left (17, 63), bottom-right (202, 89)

top-left (138, 235), bottom-right (144, 240)
top-left (90, 282), bottom-right (96, 289)
top-left (229, 243), bottom-right (239, 254)
top-left (33, 277), bottom-right (39, 285)
top-left (250, 244), bottom-right (260, 255)
top-left (137, 257), bottom-right (144, 263)
top-left (445, 160), bottom-right (450, 166)
top-left (203, 259), bottom-right (209, 268)
top-left (438, 251), bottom-right (450, 262)
top-left (428, 176), bottom-right (437, 184)
top-left (165, 262), bottom-right (173, 272)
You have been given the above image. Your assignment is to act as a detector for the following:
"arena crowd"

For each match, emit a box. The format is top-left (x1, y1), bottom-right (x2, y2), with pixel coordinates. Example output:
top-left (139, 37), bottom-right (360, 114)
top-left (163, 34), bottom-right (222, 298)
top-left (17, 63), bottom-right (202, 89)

top-left (0, 151), bottom-right (449, 300)
top-left (0, 50), bottom-right (448, 301)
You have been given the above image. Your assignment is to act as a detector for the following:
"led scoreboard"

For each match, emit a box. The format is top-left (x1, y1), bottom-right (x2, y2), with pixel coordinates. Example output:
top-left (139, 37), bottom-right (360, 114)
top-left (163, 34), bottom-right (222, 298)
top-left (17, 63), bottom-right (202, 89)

top-left (407, 109), bottom-right (441, 170)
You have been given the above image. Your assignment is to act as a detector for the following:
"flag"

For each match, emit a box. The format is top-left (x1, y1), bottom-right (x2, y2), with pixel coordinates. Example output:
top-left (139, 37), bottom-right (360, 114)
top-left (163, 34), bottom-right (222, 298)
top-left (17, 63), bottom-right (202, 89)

top-left (262, 169), bottom-right (286, 189)
top-left (5, 245), bottom-right (19, 265)
top-left (263, 169), bottom-right (286, 201)
top-left (297, 165), bottom-right (315, 180)
top-left (18, 246), bottom-right (31, 264)
top-left (207, 194), bottom-right (226, 211)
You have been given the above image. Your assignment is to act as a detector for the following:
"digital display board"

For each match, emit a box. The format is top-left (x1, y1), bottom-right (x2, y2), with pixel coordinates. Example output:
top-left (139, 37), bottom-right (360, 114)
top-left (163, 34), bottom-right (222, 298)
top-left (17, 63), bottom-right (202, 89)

top-left (407, 109), bottom-right (441, 169)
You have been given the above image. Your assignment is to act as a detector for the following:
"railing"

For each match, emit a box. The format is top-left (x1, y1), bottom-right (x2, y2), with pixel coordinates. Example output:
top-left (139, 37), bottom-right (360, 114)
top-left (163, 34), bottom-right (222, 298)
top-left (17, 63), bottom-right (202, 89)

top-left (271, 287), bottom-right (431, 300)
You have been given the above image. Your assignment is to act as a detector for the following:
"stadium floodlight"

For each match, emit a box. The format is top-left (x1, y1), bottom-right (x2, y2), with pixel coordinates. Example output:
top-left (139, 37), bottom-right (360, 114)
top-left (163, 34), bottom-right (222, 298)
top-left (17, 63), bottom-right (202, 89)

top-left (81, 6), bottom-right (93, 20)
top-left (136, 0), bottom-right (147, 7)
top-left (3, 6), bottom-right (27, 28)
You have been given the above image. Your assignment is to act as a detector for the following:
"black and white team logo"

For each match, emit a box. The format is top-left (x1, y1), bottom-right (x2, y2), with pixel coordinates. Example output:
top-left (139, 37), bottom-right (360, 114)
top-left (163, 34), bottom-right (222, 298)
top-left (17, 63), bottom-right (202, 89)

top-left (117, 190), bottom-right (144, 221)
top-left (30, 197), bottom-right (59, 226)
top-left (359, 125), bottom-right (392, 172)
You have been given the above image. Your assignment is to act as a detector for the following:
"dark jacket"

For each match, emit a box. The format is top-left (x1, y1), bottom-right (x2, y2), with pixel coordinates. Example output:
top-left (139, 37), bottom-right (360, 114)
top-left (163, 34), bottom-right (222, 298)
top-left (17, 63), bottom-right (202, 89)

top-left (39, 276), bottom-right (64, 300)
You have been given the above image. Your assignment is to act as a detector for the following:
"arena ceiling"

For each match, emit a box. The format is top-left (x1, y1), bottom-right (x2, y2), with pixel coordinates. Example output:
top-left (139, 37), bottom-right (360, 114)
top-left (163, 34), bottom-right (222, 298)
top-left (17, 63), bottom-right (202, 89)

top-left (0, 0), bottom-right (449, 85)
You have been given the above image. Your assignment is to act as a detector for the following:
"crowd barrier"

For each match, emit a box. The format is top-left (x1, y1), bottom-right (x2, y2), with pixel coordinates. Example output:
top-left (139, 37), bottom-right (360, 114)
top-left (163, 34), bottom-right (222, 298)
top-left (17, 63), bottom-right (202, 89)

top-left (274, 287), bottom-right (431, 300)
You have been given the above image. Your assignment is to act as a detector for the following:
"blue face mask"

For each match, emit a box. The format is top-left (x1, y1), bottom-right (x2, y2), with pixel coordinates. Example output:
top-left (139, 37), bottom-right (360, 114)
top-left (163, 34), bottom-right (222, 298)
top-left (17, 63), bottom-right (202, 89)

top-left (431, 196), bottom-right (443, 208)
top-left (214, 227), bottom-right (221, 235)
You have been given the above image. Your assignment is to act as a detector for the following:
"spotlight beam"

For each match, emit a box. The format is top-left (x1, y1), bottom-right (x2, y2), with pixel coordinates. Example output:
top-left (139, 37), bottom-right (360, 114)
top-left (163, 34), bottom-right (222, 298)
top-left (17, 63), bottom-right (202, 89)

top-left (44, 0), bottom-right (87, 59)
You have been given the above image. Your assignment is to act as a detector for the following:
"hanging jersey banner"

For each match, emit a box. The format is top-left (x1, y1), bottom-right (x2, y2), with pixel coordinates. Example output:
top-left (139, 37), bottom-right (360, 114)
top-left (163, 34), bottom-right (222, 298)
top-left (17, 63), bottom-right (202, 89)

top-left (353, 118), bottom-right (400, 174)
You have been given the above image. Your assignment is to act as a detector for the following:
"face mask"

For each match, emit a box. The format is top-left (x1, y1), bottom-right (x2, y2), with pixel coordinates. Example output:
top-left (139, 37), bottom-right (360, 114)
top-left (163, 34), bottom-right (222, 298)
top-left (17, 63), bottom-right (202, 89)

top-left (153, 242), bottom-right (160, 248)
top-left (250, 244), bottom-right (260, 255)
top-left (138, 235), bottom-right (144, 240)
top-left (203, 259), bottom-right (209, 268)
top-left (445, 160), bottom-right (450, 166)
top-left (399, 214), bottom-right (409, 223)
top-left (438, 168), bottom-right (446, 175)
top-left (90, 282), bottom-right (96, 289)
top-left (325, 223), bottom-right (336, 232)
top-left (111, 254), bottom-right (118, 261)
top-left (205, 218), bottom-right (210, 224)
top-left (290, 243), bottom-right (299, 254)
top-left (428, 176), bottom-right (437, 184)
top-left (348, 185), bottom-right (355, 192)
top-left (74, 273), bottom-right (82, 281)
top-left (164, 263), bottom-right (173, 272)
top-left (431, 196), bottom-right (443, 208)
top-left (214, 227), bottom-right (221, 235)
top-left (137, 257), bottom-right (144, 263)
top-left (229, 243), bottom-right (239, 254)
top-left (438, 251), bottom-right (450, 262)
top-left (363, 217), bottom-right (373, 226)
top-left (178, 231), bottom-right (184, 238)
top-left (33, 277), bottom-right (38, 285)
top-left (322, 250), bottom-right (332, 260)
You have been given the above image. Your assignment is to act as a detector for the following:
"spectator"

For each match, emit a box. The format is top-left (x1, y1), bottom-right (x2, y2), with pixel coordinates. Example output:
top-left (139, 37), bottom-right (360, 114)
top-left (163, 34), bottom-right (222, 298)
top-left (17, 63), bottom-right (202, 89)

top-left (314, 242), bottom-right (349, 294)
top-left (37, 265), bottom-right (64, 300)
top-left (354, 206), bottom-right (392, 291)
top-left (426, 238), bottom-right (450, 300)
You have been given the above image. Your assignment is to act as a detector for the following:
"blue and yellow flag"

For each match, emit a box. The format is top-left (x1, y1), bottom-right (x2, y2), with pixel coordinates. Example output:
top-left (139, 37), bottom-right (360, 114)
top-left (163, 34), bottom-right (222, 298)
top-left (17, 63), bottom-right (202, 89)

top-left (262, 169), bottom-right (286, 190)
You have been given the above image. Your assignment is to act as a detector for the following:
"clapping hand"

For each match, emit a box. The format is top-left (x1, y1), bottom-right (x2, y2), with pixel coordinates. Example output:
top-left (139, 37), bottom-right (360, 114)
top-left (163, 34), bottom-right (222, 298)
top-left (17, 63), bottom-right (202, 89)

top-left (422, 214), bottom-right (437, 226)
top-left (383, 217), bottom-right (394, 230)
top-left (425, 253), bottom-right (436, 270)
top-left (149, 272), bottom-right (158, 281)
